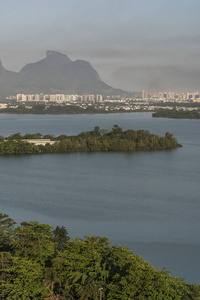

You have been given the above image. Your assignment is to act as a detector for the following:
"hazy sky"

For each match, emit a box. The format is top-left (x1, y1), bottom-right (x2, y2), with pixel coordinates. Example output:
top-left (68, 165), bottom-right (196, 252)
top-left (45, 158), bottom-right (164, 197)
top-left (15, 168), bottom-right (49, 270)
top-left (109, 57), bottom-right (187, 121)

top-left (1, 0), bottom-right (200, 92)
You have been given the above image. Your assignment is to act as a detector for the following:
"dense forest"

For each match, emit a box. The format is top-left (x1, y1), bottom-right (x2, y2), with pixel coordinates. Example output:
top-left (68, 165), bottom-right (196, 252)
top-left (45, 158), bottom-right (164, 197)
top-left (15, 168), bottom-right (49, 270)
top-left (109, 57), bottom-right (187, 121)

top-left (1, 213), bottom-right (200, 299)
top-left (152, 109), bottom-right (200, 119)
top-left (0, 125), bottom-right (181, 155)
top-left (0, 105), bottom-right (126, 114)
top-left (0, 105), bottom-right (87, 114)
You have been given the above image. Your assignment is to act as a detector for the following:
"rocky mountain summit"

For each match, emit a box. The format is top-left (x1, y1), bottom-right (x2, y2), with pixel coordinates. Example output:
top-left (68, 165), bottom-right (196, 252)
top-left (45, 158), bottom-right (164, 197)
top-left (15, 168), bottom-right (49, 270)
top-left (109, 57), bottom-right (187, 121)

top-left (0, 51), bottom-right (126, 96)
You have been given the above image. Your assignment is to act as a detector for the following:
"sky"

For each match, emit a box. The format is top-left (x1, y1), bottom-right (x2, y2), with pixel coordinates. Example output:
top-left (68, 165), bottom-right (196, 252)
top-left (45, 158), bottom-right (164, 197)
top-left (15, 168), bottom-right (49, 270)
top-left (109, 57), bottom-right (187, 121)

top-left (1, 0), bottom-right (200, 92)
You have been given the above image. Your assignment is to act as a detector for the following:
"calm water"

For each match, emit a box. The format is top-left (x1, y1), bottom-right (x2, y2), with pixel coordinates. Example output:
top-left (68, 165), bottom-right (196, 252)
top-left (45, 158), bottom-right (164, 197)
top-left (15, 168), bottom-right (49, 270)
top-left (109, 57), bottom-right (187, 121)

top-left (0, 112), bottom-right (199, 283)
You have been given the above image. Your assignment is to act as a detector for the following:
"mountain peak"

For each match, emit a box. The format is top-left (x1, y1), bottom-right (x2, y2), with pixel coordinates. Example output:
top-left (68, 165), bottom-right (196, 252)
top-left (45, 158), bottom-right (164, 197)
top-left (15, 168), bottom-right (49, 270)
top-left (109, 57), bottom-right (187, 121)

top-left (0, 60), bottom-right (6, 72)
top-left (0, 60), bottom-right (4, 69)
top-left (46, 50), bottom-right (61, 57)
top-left (46, 50), bottom-right (72, 64)
top-left (0, 51), bottom-right (126, 96)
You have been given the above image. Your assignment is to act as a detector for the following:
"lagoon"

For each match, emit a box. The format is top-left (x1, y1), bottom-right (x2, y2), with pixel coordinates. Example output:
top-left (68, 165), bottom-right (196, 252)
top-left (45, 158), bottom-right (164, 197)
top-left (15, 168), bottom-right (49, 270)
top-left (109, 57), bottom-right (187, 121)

top-left (0, 112), bottom-right (199, 283)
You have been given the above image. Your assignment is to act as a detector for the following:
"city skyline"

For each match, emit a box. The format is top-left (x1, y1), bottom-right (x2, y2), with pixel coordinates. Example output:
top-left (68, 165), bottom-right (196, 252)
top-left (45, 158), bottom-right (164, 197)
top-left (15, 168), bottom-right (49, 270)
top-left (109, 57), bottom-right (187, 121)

top-left (1, 0), bottom-right (200, 92)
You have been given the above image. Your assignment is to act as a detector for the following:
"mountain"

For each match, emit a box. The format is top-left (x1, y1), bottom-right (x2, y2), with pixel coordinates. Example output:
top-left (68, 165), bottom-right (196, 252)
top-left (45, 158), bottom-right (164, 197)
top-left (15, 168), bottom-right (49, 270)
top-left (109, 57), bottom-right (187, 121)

top-left (0, 51), bottom-right (127, 96)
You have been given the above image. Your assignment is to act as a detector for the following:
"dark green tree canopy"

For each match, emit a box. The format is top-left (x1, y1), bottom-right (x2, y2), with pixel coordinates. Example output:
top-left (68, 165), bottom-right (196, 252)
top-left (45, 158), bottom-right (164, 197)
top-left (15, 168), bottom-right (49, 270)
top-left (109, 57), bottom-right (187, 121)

top-left (0, 214), bottom-right (200, 299)
top-left (0, 126), bottom-right (182, 156)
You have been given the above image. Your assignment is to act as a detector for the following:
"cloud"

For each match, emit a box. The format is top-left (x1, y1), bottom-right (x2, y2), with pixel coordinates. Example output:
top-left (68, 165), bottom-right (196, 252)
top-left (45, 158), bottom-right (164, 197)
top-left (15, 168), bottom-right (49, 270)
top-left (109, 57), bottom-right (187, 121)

top-left (110, 63), bottom-right (200, 92)
top-left (1, 0), bottom-right (200, 91)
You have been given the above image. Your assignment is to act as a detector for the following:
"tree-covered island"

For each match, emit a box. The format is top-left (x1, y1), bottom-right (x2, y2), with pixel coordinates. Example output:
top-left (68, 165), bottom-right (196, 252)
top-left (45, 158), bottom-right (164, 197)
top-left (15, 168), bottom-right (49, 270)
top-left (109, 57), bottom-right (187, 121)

top-left (0, 125), bottom-right (181, 155)
top-left (152, 109), bottom-right (200, 119)
top-left (1, 213), bottom-right (200, 299)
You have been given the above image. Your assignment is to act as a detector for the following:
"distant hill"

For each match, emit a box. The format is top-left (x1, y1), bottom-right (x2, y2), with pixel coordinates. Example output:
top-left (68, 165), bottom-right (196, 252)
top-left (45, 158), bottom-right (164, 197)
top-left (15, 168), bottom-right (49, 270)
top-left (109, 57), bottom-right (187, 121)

top-left (0, 51), bottom-right (127, 96)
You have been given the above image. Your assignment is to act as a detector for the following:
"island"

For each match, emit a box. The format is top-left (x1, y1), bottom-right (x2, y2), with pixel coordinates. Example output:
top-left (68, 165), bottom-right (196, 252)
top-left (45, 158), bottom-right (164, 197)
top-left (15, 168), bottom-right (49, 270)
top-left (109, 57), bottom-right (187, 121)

top-left (152, 109), bottom-right (200, 119)
top-left (1, 212), bottom-right (200, 299)
top-left (0, 125), bottom-right (182, 155)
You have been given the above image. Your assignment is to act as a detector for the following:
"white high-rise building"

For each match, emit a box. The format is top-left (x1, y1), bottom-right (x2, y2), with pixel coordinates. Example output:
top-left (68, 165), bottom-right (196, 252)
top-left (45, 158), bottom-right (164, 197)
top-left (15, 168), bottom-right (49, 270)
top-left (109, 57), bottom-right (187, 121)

top-left (142, 90), bottom-right (148, 100)
top-left (96, 95), bottom-right (103, 102)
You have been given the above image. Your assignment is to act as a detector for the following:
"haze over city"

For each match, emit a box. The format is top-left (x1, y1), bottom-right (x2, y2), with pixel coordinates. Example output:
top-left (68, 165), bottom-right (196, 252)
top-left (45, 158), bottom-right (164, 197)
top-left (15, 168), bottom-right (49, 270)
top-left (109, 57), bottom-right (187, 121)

top-left (1, 0), bottom-right (200, 92)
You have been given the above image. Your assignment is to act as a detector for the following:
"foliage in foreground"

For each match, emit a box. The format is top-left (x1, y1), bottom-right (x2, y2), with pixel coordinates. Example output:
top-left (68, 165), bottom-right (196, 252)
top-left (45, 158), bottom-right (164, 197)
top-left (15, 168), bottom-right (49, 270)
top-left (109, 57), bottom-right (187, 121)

top-left (0, 125), bottom-right (181, 155)
top-left (0, 213), bottom-right (200, 299)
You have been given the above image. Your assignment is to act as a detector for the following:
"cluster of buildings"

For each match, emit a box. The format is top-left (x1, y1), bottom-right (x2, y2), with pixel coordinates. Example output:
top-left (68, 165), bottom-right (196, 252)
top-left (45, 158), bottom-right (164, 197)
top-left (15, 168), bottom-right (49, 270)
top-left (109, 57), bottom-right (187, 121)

top-left (1, 91), bottom-right (199, 112)
top-left (142, 90), bottom-right (200, 102)
top-left (15, 90), bottom-right (200, 104)
top-left (16, 93), bottom-right (103, 103)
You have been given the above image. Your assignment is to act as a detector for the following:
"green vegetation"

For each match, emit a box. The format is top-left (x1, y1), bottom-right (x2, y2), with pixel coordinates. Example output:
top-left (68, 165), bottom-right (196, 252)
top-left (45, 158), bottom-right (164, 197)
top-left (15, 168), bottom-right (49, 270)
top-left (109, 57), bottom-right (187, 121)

top-left (152, 109), bottom-right (200, 119)
top-left (1, 213), bottom-right (200, 299)
top-left (0, 104), bottom-right (85, 114)
top-left (0, 105), bottom-right (122, 114)
top-left (0, 104), bottom-right (149, 114)
top-left (0, 125), bottom-right (181, 155)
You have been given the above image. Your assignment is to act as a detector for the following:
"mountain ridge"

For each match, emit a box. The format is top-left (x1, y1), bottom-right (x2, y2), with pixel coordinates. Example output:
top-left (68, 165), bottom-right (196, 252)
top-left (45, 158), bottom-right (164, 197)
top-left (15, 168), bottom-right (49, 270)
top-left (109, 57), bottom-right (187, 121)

top-left (0, 51), bottom-right (127, 96)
